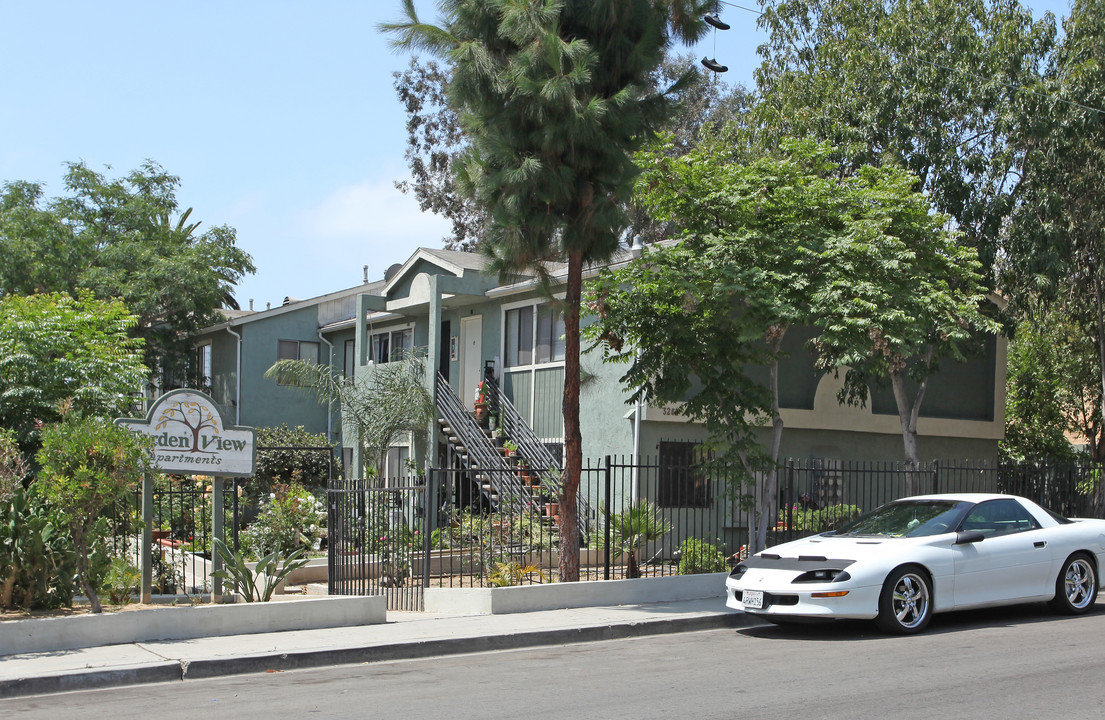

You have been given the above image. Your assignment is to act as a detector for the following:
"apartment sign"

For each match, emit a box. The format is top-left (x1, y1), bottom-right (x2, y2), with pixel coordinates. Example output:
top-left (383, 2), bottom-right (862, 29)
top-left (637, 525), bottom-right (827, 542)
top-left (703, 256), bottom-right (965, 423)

top-left (118, 390), bottom-right (256, 476)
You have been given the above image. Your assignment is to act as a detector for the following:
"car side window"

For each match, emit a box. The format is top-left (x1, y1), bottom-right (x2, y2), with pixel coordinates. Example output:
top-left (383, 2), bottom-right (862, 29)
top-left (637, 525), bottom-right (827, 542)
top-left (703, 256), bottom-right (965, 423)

top-left (959, 499), bottom-right (1041, 537)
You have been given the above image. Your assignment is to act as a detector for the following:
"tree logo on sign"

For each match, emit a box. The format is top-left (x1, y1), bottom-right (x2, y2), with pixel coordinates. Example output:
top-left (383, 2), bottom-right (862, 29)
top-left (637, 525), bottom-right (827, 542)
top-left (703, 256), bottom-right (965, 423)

top-left (155, 399), bottom-right (220, 453)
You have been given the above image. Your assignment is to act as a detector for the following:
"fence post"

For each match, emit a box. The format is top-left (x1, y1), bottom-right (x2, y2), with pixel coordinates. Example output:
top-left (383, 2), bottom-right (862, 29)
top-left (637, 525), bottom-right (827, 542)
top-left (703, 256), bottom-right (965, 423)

top-left (604, 456), bottom-right (612, 581)
top-left (932, 459), bottom-right (940, 495)
top-left (422, 468), bottom-right (435, 589)
top-left (785, 461), bottom-right (795, 543)
top-left (140, 472), bottom-right (153, 604)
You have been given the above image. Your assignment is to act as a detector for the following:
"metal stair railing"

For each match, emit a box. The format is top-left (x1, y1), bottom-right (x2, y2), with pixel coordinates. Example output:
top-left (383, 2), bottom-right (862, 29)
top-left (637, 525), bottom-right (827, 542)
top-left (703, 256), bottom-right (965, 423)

top-left (481, 375), bottom-right (593, 522)
top-left (434, 373), bottom-right (529, 506)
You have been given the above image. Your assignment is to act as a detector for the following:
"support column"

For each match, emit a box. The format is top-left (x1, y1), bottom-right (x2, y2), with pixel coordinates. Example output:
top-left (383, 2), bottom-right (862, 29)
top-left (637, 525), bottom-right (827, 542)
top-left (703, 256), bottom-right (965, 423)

top-left (353, 294), bottom-right (372, 480)
top-left (421, 276), bottom-right (444, 473)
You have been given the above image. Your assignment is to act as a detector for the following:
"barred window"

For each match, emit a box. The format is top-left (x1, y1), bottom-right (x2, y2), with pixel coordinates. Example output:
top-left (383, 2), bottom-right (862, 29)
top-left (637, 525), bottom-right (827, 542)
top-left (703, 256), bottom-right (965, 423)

top-left (658, 441), bottom-right (711, 508)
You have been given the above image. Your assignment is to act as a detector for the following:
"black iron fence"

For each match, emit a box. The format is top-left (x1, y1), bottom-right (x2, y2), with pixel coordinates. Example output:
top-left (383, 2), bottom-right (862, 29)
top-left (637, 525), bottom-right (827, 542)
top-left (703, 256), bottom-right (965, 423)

top-left (327, 457), bottom-right (1105, 608)
top-left (772, 459), bottom-right (1105, 544)
top-left (327, 475), bottom-right (430, 610)
top-left (108, 477), bottom-right (242, 596)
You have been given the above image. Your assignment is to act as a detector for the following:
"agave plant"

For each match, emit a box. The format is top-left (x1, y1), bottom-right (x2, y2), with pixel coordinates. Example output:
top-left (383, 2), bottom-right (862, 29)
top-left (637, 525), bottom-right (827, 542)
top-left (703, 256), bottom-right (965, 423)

top-left (211, 537), bottom-right (310, 602)
top-left (607, 500), bottom-right (673, 579)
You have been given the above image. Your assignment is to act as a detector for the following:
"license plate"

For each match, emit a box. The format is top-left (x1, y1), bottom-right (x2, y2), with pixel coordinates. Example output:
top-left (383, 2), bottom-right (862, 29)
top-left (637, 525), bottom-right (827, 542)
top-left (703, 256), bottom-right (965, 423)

top-left (743, 590), bottom-right (765, 609)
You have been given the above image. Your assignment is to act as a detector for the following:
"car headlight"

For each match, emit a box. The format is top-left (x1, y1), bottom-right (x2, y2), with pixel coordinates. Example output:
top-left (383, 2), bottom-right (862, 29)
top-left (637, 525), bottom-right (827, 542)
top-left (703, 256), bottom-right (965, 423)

top-left (729, 564), bottom-right (748, 580)
top-left (792, 569), bottom-right (851, 583)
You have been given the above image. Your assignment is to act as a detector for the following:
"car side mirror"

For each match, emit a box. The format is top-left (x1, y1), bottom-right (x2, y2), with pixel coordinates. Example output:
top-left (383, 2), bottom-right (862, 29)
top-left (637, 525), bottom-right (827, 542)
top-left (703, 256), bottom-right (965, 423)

top-left (955, 530), bottom-right (985, 545)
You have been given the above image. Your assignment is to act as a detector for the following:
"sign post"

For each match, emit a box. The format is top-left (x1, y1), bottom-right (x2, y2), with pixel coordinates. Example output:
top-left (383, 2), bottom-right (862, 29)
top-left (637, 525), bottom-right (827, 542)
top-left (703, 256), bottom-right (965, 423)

top-left (118, 390), bottom-right (256, 604)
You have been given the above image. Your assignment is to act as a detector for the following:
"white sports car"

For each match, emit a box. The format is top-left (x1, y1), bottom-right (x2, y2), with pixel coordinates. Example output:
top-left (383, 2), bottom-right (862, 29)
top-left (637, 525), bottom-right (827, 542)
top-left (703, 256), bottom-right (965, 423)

top-left (725, 493), bottom-right (1105, 634)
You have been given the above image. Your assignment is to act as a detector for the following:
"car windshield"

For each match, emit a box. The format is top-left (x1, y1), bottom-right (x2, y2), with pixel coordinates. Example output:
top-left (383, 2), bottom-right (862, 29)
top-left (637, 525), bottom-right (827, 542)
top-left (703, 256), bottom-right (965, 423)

top-left (829, 499), bottom-right (974, 538)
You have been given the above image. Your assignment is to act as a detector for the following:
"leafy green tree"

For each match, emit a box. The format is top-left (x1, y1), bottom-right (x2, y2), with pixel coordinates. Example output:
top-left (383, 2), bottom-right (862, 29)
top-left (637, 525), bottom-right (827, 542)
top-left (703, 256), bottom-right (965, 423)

top-left (36, 417), bottom-right (153, 613)
top-left (1003, 299), bottom-right (1101, 462)
top-left (266, 351), bottom-right (435, 481)
top-left (590, 137), bottom-right (997, 548)
top-left (593, 138), bottom-right (843, 550)
top-left (382, 0), bottom-right (714, 582)
top-left (0, 293), bottom-right (148, 452)
top-left (0, 161), bottom-right (255, 383)
top-left (809, 166), bottom-right (1000, 479)
top-left (1005, 0), bottom-right (1105, 458)
top-left (393, 57), bottom-right (490, 251)
top-left (754, 0), bottom-right (1057, 277)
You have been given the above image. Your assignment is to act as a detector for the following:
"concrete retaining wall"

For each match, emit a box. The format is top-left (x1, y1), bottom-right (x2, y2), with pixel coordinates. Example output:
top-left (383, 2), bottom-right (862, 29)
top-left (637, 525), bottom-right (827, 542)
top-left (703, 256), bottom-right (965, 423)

top-left (0, 595), bottom-right (387, 657)
top-left (423, 572), bottom-right (728, 615)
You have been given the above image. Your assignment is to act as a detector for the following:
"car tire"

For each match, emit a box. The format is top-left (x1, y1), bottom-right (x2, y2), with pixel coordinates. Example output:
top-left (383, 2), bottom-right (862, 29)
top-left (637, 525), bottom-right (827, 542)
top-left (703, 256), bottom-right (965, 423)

top-left (875, 565), bottom-right (932, 634)
top-left (1049, 553), bottom-right (1098, 615)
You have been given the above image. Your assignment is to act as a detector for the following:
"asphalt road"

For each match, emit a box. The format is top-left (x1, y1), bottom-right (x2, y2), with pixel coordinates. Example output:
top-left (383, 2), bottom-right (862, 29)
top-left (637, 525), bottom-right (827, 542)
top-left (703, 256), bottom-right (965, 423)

top-left (9, 602), bottom-right (1105, 719)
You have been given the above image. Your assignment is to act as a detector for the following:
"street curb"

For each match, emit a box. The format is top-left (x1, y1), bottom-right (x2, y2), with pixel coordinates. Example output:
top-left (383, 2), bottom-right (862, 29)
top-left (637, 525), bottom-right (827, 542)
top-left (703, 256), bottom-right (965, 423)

top-left (0, 662), bottom-right (184, 699)
top-left (0, 612), bottom-right (749, 698)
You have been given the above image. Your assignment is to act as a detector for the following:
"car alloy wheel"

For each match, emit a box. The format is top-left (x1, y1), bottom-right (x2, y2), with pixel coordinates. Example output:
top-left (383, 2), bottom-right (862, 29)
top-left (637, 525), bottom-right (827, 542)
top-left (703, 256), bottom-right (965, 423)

top-left (877, 565), bottom-right (932, 634)
top-left (1051, 554), bottom-right (1097, 614)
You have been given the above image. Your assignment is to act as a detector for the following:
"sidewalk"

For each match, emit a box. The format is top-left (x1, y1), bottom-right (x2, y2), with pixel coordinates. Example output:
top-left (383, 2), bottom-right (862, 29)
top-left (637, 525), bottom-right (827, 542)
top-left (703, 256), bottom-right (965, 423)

top-left (0, 598), bottom-right (746, 699)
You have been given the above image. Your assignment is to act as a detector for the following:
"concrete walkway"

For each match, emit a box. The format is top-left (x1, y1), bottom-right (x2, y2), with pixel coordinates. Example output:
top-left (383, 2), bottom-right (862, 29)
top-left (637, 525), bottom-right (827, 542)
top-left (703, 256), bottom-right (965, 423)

top-left (0, 598), bottom-right (747, 699)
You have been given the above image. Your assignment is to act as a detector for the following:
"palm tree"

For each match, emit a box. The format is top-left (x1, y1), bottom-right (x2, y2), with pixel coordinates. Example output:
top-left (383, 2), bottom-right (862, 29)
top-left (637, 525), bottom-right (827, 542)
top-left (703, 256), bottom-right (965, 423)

top-left (381, 0), bottom-right (714, 581)
top-left (607, 500), bottom-right (673, 579)
top-left (266, 350), bottom-right (435, 481)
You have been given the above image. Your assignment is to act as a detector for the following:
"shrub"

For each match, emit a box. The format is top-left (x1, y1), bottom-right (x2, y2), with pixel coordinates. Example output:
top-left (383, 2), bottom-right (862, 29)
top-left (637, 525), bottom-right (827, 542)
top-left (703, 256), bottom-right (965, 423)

top-left (677, 537), bottom-right (728, 575)
top-left (36, 416), bottom-right (152, 612)
top-left (100, 557), bottom-right (141, 606)
top-left (486, 560), bottom-right (546, 587)
top-left (0, 430), bottom-right (28, 504)
top-left (779, 503), bottom-right (863, 533)
top-left (0, 486), bottom-right (79, 609)
top-left (239, 482), bottom-right (325, 560)
top-left (253, 425), bottom-right (336, 495)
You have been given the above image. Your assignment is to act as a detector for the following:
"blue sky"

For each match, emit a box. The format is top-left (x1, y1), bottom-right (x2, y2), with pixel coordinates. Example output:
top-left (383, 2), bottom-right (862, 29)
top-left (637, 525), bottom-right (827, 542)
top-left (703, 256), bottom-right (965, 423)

top-left (1, 1), bottom-right (1073, 311)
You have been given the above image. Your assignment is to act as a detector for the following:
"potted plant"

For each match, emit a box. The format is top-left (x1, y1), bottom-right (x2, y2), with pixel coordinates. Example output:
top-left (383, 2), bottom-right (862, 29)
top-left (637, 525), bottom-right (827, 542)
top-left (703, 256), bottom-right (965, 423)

top-left (473, 381), bottom-right (490, 426)
top-left (492, 426), bottom-right (506, 447)
top-left (503, 440), bottom-right (518, 457)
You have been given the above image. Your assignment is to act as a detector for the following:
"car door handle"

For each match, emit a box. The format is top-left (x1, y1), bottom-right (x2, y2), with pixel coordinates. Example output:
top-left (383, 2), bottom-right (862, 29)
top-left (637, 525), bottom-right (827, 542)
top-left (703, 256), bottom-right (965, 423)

top-left (1034, 541), bottom-right (1047, 548)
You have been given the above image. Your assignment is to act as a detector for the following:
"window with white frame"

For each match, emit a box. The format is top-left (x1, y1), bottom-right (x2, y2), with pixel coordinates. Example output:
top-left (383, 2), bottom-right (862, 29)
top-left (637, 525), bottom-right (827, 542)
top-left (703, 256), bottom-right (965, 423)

top-left (370, 327), bottom-right (413, 364)
top-left (505, 303), bottom-right (564, 367)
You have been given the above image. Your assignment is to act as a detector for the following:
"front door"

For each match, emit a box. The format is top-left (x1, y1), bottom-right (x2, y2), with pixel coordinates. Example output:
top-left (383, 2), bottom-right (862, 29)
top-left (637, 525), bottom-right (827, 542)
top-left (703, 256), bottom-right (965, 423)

top-left (460, 315), bottom-right (483, 405)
